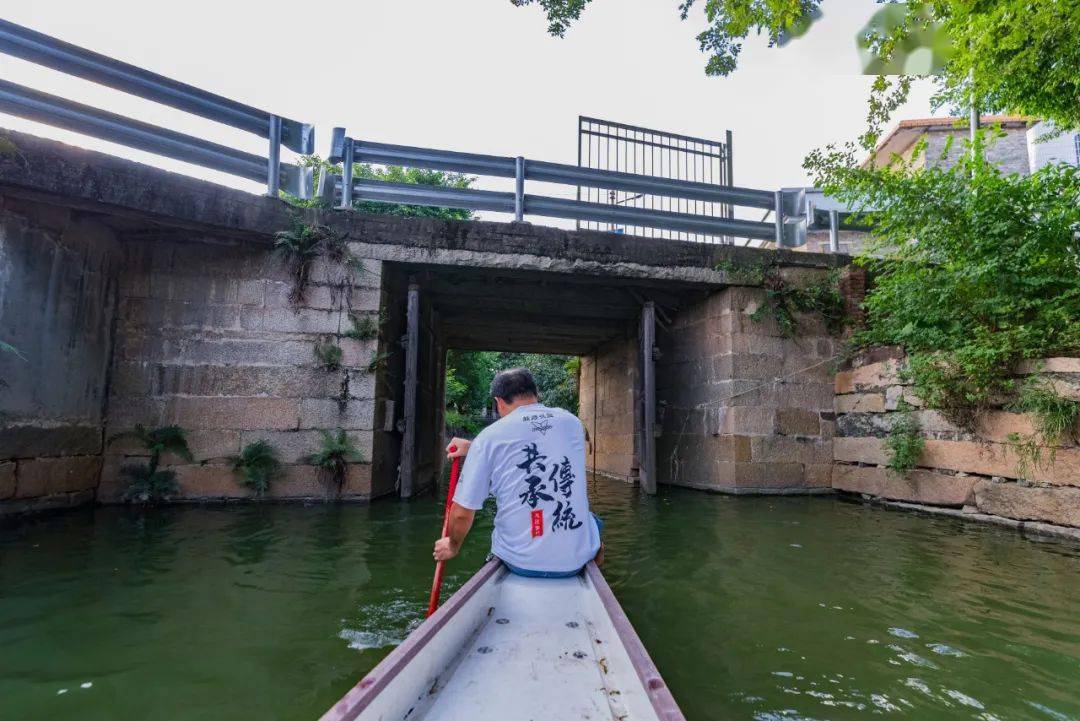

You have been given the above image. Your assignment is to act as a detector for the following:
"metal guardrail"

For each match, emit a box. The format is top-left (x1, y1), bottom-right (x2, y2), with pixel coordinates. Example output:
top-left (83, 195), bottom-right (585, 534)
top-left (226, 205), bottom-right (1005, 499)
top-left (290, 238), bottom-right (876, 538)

top-left (0, 19), bottom-right (313, 198)
top-left (321, 128), bottom-right (806, 245)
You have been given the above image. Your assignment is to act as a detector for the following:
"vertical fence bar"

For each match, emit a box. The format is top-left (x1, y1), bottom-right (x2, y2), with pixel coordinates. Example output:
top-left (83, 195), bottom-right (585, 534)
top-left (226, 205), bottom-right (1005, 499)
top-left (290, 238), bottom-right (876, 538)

top-left (340, 137), bottom-right (354, 208)
top-left (725, 129), bottom-right (734, 223)
top-left (266, 114), bottom-right (282, 196)
top-left (514, 156), bottom-right (525, 222)
top-left (576, 117), bottom-right (583, 230)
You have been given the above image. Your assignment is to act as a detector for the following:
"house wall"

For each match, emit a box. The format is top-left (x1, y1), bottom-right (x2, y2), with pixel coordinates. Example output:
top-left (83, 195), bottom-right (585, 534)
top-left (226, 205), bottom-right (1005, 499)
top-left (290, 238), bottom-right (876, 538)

top-left (1027, 121), bottom-right (1080, 172)
top-left (925, 126), bottom-right (1032, 175)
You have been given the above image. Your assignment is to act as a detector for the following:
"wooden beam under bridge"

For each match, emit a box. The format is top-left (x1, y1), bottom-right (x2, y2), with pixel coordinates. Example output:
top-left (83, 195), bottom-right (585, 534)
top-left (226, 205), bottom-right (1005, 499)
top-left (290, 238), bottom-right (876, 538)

top-left (400, 280), bottom-right (420, 499)
top-left (638, 301), bottom-right (657, 495)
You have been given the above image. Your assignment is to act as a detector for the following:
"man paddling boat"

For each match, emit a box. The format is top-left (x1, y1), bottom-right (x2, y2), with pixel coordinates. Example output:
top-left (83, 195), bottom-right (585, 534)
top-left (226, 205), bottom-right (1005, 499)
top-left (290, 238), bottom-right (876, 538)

top-left (434, 367), bottom-right (604, 576)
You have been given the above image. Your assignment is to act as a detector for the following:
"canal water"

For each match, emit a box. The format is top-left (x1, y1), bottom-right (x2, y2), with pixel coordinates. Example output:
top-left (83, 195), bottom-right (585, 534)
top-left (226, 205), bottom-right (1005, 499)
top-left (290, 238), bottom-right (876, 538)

top-left (2, 477), bottom-right (1079, 721)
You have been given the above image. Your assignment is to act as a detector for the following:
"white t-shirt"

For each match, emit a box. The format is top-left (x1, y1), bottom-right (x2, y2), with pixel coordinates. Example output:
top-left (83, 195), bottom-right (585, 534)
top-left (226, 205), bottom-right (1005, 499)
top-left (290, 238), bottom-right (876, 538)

top-left (453, 402), bottom-right (601, 574)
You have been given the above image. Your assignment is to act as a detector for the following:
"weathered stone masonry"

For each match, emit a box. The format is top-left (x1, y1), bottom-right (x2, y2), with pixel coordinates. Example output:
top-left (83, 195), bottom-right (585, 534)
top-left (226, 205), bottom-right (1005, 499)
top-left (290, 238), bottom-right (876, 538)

top-left (654, 281), bottom-right (836, 493)
top-left (0, 130), bottom-right (850, 513)
top-left (832, 350), bottom-right (1080, 531)
top-left (0, 197), bottom-right (120, 513)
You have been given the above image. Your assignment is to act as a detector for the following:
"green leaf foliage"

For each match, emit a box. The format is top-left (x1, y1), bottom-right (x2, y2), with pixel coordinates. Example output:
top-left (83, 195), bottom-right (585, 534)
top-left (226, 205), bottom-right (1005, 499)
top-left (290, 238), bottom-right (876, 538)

top-left (807, 135), bottom-right (1080, 430)
top-left (886, 403), bottom-right (925, 475)
top-left (306, 429), bottom-right (363, 489)
top-left (111, 425), bottom-right (194, 465)
top-left (444, 350), bottom-right (580, 434)
top-left (716, 260), bottom-right (845, 338)
top-left (230, 439), bottom-right (283, 495)
top-left (110, 425), bottom-right (192, 503)
top-left (274, 217), bottom-right (342, 304)
top-left (1006, 378), bottom-right (1080, 478)
top-left (292, 155), bottom-right (475, 221)
top-left (313, 339), bottom-right (344, 371)
top-left (344, 311), bottom-right (381, 341)
top-left (120, 465), bottom-right (179, 504)
top-left (513, 1), bottom-right (1080, 143)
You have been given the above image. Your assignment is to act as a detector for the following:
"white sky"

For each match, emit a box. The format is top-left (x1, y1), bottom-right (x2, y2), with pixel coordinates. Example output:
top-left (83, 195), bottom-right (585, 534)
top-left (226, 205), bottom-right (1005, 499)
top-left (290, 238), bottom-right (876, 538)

top-left (0, 0), bottom-right (939, 216)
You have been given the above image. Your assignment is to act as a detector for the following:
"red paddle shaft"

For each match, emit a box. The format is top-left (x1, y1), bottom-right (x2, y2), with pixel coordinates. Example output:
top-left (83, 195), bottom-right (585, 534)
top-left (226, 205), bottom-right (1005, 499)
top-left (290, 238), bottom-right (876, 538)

top-left (427, 448), bottom-right (462, 617)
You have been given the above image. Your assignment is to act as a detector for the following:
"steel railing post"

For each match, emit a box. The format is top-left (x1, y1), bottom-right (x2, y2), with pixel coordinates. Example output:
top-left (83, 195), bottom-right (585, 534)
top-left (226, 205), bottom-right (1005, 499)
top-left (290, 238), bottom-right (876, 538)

top-left (267, 114), bottom-right (282, 197)
top-left (773, 190), bottom-right (784, 246)
top-left (514, 156), bottom-right (525, 222)
top-left (341, 137), bottom-right (355, 208)
top-left (828, 209), bottom-right (840, 253)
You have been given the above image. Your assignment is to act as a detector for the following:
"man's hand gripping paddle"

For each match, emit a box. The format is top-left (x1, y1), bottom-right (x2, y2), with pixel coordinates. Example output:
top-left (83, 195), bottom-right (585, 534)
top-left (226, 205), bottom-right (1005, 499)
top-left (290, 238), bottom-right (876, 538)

top-left (426, 447), bottom-right (462, 617)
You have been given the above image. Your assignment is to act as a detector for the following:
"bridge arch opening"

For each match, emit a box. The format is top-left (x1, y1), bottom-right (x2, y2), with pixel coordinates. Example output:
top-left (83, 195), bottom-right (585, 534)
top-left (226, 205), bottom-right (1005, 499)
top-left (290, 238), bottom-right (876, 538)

top-left (372, 262), bottom-right (708, 498)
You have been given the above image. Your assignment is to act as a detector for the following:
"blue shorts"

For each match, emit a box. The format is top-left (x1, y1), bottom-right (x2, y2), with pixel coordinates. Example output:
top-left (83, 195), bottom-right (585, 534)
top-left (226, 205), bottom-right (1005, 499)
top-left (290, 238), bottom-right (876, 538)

top-left (502, 513), bottom-right (604, 579)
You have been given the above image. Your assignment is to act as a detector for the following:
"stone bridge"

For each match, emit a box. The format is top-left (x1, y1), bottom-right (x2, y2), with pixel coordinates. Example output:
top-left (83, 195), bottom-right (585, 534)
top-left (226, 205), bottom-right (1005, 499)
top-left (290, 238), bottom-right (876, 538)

top-left (0, 131), bottom-right (850, 514)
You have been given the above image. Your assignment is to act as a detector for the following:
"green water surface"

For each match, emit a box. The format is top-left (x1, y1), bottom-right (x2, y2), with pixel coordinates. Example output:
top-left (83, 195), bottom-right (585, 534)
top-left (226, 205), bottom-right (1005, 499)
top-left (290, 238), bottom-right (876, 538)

top-left (2, 478), bottom-right (1079, 721)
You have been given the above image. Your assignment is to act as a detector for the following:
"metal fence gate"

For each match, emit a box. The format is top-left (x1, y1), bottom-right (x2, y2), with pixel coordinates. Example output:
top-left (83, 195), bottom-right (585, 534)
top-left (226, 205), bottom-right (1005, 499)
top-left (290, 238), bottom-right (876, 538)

top-left (576, 116), bottom-right (734, 243)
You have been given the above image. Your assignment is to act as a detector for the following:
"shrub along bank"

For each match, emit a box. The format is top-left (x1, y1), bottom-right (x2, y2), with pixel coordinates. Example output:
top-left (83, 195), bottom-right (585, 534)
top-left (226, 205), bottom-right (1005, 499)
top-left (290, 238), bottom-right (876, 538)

top-left (813, 134), bottom-right (1080, 530)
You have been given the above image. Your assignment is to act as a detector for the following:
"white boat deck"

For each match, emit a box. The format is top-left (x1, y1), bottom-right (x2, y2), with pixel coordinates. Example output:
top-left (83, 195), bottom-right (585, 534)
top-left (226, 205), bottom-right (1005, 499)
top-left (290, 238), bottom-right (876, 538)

top-left (321, 562), bottom-right (682, 721)
top-left (417, 573), bottom-right (645, 721)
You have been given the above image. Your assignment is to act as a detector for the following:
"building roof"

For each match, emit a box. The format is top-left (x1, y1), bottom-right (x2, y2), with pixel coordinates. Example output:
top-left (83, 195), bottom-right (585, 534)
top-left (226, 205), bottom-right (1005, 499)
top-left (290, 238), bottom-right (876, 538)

top-left (864, 115), bottom-right (1034, 168)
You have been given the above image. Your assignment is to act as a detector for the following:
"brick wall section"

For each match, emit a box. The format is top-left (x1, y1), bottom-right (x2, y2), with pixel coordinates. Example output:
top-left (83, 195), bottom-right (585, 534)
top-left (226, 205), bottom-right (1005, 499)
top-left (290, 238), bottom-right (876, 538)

top-left (833, 351), bottom-right (1080, 528)
top-left (655, 280), bottom-right (836, 493)
top-left (0, 198), bottom-right (121, 515)
top-left (98, 235), bottom-right (383, 503)
top-left (579, 335), bottom-right (638, 481)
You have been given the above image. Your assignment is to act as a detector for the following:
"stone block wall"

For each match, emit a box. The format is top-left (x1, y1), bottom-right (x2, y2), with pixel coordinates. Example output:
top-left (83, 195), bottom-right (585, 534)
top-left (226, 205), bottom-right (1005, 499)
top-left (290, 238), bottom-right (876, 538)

top-left (0, 198), bottom-right (122, 514)
top-left (833, 350), bottom-right (1080, 528)
top-left (579, 334), bottom-right (638, 481)
top-left (655, 280), bottom-right (836, 493)
top-left (97, 234), bottom-right (384, 503)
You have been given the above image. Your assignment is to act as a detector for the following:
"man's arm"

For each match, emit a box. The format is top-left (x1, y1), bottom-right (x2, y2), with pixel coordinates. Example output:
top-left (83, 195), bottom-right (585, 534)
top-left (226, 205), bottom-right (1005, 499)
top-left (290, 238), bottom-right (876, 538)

top-left (433, 503), bottom-right (475, 561)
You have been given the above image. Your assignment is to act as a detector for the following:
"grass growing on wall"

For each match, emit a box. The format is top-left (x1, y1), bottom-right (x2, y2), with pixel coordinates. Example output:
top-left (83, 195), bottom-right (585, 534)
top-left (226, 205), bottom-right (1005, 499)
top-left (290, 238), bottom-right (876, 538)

top-left (1006, 379), bottom-right (1080, 478)
top-left (306, 429), bottom-right (363, 494)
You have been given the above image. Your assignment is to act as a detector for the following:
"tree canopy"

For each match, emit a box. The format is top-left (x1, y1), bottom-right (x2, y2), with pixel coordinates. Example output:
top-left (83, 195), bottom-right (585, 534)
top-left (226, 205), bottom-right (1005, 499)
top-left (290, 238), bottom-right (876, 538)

top-left (513, 0), bottom-right (1080, 142)
top-left (445, 350), bottom-right (580, 435)
top-left (292, 156), bottom-right (474, 220)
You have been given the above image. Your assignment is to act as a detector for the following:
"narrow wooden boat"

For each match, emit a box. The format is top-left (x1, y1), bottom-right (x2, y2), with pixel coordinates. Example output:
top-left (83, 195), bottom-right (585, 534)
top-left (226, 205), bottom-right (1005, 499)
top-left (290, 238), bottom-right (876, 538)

top-left (321, 559), bottom-right (685, 721)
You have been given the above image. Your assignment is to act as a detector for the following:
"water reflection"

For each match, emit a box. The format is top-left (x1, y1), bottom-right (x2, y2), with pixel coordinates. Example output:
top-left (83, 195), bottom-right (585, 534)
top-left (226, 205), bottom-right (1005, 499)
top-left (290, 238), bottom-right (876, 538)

top-left (0, 479), bottom-right (1078, 721)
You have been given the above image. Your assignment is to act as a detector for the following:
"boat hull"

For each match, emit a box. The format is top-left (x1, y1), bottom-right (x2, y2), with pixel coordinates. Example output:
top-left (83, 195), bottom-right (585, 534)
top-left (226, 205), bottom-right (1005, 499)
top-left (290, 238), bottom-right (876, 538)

top-left (321, 560), bottom-right (684, 721)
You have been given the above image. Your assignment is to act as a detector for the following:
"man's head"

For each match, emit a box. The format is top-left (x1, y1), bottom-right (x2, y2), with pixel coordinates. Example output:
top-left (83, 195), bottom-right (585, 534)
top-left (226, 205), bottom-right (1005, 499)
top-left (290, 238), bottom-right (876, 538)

top-left (490, 367), bottom-right (540, 417)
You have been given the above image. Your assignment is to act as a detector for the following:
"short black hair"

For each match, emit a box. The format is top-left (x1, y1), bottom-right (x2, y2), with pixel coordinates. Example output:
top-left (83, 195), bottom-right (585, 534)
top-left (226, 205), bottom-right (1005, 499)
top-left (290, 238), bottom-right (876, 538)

top-left (490, 367), bottom-right (539, 403)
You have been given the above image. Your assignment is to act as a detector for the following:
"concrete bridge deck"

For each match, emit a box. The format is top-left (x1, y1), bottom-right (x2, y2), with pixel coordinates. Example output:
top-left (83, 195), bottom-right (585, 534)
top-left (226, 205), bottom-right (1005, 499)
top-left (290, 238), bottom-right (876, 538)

top-left (0, 131), bottom-right (849, 514)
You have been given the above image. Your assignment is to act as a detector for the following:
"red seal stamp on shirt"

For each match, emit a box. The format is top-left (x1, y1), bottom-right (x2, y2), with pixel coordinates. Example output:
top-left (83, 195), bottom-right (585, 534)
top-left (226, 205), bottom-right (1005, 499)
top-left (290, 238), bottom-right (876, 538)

top-left (530, 509), bottom-right (544, 537)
